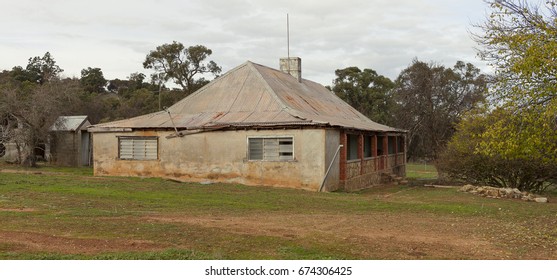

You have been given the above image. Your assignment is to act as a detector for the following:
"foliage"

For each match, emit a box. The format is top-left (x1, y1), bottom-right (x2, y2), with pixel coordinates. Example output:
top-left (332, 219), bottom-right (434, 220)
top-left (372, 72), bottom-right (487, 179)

top-left (438, 107), bottom-right (557, 193)
top-left (0, 79), bottom-right (81, 166)
top-left (441, 0), bottom-right (557, 192)
top-left (475, 0), bottom-right (557, 107)
top-left (23, 52), bottom-right (64, 85)
top-left (80, 67), bottom-right (107, 93)
top-left (390, 59), bottom-right (487, 160)
top-left (331, 66), bottom-right (394, 124)
top-left (143, 42), bottom-right (221, 95)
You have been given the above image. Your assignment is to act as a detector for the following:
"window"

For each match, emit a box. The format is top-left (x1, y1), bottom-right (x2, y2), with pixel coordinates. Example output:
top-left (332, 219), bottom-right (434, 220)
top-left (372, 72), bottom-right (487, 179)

top-left (364, 135), bottom-right (373, 158)
top-left (248, 137), bottom-right (293, 161)
top-left (347, 134), bottom-right (359, 160)
top-left (118, 137), bottom-right (158, 160)
top-left (388, 136), bottom-right (396, 154)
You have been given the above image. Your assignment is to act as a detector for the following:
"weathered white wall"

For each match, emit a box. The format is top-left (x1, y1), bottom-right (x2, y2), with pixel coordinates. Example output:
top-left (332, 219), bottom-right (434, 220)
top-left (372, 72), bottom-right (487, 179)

top-left (92, 128), bottom-right (329, 191)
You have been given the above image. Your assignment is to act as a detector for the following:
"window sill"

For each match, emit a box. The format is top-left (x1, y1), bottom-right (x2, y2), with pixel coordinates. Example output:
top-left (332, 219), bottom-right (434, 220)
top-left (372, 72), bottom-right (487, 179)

top-left (244, 159), bottom-right (298, 163)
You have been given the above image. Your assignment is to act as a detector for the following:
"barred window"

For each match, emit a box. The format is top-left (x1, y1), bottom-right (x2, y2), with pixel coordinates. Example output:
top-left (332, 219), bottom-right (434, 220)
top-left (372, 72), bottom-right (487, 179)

top-left (248, 137), bottom-right (293, 161)
top-left (118, 137), bottom-right (158, 160)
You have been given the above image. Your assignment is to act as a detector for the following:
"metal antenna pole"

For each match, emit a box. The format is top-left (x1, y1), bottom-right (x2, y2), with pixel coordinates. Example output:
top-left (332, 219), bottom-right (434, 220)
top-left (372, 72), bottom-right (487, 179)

top-left (287, 13), bottom-right (290, 59)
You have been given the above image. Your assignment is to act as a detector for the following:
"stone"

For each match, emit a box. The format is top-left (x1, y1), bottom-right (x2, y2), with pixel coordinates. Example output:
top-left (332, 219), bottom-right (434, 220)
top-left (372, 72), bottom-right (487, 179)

top-left (459, 185), bottom-right (474, 192)
top-left (501, 188), bottom-right (513, 195)
top-left (534, 197), bottom-right (548, 203)
top-left (487, 189), bottom-right (499, 197)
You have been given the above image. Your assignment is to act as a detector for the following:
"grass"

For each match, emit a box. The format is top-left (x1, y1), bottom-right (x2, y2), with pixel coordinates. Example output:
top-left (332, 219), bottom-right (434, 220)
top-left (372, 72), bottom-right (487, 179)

top-left (406, 162), bottom-right (438, 180)
top-left (0, 163), bottom-right (556, 259)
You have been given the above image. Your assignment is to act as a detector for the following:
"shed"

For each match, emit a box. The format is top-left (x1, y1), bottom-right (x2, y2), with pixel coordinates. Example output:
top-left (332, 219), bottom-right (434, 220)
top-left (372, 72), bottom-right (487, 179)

top-left (49, 115), bottom-right (92, 166)
top-left (89, 58), bottom-right (406, 191)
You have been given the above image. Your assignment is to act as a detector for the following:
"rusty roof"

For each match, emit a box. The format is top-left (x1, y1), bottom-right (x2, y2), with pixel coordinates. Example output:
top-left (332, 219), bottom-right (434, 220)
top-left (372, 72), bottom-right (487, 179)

top-left (50, 116), bottom-right (90, 132)
top-left (89, 61), bottom-right (402, 133)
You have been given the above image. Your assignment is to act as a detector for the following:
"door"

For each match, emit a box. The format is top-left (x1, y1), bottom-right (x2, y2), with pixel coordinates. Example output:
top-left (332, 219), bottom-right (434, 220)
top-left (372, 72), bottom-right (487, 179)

top-left (80, 131), bottom-right (90, 166)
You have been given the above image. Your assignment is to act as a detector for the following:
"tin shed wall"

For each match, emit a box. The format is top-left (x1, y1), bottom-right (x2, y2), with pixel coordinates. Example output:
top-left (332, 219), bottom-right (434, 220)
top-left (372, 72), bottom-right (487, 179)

top-left (92, 129), bottom-right (328, 191)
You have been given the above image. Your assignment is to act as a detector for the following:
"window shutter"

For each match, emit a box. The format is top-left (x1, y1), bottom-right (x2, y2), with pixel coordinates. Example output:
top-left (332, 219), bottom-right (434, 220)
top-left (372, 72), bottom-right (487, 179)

top-left (248, 137), bottom-right (293, 161)
top-left (119, 137), bottom-right (158, 160)
top-left (248, 138), bottom-right (263, 160)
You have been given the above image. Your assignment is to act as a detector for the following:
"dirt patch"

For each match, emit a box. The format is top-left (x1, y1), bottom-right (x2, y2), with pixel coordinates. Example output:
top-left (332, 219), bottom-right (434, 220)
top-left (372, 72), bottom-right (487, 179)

top-left (0, 231), bottom-right (160, 255)
top-left (0, 208), bottom-right (37, 212)
top-left (145, 212), bottom-right (506, 259)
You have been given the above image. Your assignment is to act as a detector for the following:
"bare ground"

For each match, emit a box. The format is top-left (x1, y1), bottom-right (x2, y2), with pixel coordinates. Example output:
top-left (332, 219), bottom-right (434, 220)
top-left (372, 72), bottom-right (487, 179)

top-left (2, 209), bottom-right (546, 259)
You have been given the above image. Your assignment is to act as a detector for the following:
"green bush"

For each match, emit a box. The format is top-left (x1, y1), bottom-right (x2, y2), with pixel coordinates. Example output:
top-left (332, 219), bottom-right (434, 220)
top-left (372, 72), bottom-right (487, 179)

top-left (437, 109), bottom-right (557, 194)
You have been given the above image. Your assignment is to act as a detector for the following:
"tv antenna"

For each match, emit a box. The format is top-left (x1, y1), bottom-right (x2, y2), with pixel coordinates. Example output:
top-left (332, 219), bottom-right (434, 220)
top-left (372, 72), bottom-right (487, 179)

top-left (287, 13), bottom-right (290, 58)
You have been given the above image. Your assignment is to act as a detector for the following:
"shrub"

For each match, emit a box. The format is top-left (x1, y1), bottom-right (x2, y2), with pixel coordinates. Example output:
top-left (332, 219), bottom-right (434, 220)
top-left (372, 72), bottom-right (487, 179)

top-left (437, 108), bottom-right (557, 194)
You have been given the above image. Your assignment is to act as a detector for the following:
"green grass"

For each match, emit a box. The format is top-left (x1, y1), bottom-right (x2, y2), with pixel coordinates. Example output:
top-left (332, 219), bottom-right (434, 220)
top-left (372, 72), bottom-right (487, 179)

top-left (0, 164), bottom-right (556, 259)
top-left (406, 163), bottom-right (438, 179)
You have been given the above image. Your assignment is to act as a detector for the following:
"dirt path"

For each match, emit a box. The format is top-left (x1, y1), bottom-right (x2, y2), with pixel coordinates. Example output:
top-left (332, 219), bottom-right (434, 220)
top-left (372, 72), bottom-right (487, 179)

top-left (145, 212), bottom-right (506, 259)
top-left (0, 230), bottom-right (159, 255)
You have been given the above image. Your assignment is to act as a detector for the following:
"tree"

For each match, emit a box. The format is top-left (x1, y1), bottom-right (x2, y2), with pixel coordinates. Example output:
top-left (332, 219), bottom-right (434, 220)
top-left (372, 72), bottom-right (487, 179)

top-left (474, 0), bottom-right (557, 107)
top-left (437, 0), bottom-right (557, 192)
top-left (143, 42), bottom-right (221, 95)
top-left (24, 52), bottom-right (64, 84)
top-left (438, 106), bottom-right (557, 193)
top-left (0, 79), bottom-right (80, 166)
top-left (80, 67), bottom-right (107, 93)
top-left (331, 67), bottom-right (395, 124)
top-left (390, 59), bottom-right (487, 160)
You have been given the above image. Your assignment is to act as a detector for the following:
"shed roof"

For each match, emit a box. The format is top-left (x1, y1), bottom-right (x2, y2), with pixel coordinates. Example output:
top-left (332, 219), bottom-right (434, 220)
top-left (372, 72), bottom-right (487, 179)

top-left (89, 61), bottom-right (402, 133)
top-left (51, 116), bottom-right (90, 132)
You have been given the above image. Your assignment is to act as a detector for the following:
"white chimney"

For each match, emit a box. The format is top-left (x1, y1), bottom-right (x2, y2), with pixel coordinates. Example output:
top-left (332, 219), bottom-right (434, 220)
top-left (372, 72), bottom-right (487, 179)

top-left (279, 57), bottom-right (302, 83)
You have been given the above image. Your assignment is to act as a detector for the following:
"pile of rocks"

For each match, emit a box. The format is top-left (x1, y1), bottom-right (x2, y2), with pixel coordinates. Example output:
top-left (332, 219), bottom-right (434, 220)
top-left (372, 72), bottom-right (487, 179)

top-left (458, 185), bottom-right (548, 203)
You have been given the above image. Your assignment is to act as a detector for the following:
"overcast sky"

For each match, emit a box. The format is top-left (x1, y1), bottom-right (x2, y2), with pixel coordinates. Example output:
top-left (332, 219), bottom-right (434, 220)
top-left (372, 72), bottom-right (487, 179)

top-left (0, 0), bottom-right (491, 86)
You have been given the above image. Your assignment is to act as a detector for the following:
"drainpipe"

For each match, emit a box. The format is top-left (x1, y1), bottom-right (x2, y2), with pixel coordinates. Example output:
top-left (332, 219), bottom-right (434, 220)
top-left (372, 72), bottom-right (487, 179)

top-left (319, 144), bottom-right (343, 192)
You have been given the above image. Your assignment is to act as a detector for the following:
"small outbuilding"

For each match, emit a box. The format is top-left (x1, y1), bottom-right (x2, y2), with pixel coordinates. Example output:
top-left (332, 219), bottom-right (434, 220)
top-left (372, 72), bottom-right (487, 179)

top-left (89, 58), bottom-right (406, 191)
top-left (48, 115), bottom-right (92, 166)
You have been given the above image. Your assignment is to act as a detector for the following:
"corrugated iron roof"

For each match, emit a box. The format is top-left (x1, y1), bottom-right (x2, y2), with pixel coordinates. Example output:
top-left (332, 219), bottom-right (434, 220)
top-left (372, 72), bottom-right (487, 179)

top-left (51, 116), bottom-right (90, 132)
top-left (89, 61), bottom-right (403, 133)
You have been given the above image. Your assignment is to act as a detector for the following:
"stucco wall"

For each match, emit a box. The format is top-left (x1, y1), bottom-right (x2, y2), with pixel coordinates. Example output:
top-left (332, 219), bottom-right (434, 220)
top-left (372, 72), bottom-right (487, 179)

top-left (92, 128), bottom-right (328, 191)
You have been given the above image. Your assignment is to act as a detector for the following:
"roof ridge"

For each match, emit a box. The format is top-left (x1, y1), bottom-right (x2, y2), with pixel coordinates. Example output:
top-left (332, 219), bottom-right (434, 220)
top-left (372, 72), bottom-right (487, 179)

top-left (246, 62), bottom-right (311, 122)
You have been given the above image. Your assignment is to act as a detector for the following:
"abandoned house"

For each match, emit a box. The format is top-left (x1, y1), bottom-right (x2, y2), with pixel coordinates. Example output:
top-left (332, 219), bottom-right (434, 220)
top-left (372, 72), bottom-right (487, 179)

top-left (48, 115), bottom-right (92, 166)
top-left (88, 58), bottom-right (406, 192)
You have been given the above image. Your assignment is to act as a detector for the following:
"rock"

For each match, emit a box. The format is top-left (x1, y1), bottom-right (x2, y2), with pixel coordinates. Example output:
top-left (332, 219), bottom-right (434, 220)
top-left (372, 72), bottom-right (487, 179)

top-left (459, 185), bottom-right (474, 192)
top-left (513, 188), bottom-right (521, 194)
top-left (534, 197), bottom-right (548, 203)
top-left (487, 189), bottom-right (499, 197)
top-left (501, 188), bottom-right (513, 195)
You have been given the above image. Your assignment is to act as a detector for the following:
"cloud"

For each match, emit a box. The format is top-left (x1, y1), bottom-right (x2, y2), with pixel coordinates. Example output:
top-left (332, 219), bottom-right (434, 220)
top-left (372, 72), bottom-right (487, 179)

top-left (0, 0), bottom-right (491, 85)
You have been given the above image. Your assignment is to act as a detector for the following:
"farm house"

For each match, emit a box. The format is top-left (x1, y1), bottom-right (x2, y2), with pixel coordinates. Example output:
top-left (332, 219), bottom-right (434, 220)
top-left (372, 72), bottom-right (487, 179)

top-left (88, 58), bottom-right (406, 191)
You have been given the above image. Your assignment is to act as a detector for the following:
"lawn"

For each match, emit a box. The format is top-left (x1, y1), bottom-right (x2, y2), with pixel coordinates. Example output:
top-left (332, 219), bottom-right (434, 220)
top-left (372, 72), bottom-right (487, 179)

top-left (0, 164), bottom-right (556, 260)
top-left (406, 162), bottom-right (438, 180)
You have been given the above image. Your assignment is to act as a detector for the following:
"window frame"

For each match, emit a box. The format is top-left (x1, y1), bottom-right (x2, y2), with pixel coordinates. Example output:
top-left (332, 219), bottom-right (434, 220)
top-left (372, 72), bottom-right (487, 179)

top-left (247, 136), bottom-right (295, 162)
top-left (346, 134), bottom-right (359, 161)
top-left (117, 136), bottom-right (159, 161)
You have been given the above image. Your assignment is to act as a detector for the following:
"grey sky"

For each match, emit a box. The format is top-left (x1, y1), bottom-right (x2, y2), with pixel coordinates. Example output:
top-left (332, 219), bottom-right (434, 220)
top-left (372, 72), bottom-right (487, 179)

top-left (0, 0), bottom-right (490, 86)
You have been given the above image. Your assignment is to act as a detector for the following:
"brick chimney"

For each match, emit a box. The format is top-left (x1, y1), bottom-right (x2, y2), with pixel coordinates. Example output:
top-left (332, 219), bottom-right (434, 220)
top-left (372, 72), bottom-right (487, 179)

top-left (279, 57), bottom-right (302, 82)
